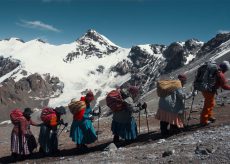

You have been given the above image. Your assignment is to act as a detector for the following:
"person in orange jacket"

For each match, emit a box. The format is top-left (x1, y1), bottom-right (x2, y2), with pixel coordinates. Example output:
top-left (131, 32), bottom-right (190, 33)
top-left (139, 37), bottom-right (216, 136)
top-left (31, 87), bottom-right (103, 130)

top-left (200, 60), bottom-right (230, 126)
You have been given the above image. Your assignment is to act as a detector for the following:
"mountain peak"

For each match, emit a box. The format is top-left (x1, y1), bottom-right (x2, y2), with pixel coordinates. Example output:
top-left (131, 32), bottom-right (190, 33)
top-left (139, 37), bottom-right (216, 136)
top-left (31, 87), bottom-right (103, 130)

top-left (86, 29), bottom-right (98, 36)
top-left (36, 38), bottom-right (46, 43)
top-left (77, 29), bottom-right (118, 48)
top-left (65, 30), bottom-right (120, 61)
top-left (0, 37), bottom-right (25, 43)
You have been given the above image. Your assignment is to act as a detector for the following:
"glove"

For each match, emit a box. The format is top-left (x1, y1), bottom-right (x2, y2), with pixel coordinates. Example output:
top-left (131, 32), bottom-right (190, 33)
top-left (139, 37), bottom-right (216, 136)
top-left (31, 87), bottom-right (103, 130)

top-left (137, 102), bottom-right (142, 107)
top-left (142, 102), bottom-right (147, 109)
top-left (92, 111), bottom-right (100, 116)
top-left (192, 90), bottom-right (198, 96)
top-left (58, 119), bottom-right (64, 125)
top-left (64, 122), bottom-right (68, 127)
top-left (37, 123), bottom-right (43, 127)
top-left (89, 116), bottom-right (94, 121)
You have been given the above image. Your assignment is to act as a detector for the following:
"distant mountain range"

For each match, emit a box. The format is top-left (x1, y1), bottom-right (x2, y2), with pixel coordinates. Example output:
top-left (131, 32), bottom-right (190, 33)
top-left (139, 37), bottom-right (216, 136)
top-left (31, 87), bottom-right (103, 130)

top-left (0, 29), bottom-right (230, 121)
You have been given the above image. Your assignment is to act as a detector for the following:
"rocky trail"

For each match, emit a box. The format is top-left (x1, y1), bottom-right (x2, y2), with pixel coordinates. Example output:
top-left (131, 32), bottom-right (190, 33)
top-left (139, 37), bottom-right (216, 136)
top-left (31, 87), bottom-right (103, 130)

top-left (1, 99), bottom-right (230, 164)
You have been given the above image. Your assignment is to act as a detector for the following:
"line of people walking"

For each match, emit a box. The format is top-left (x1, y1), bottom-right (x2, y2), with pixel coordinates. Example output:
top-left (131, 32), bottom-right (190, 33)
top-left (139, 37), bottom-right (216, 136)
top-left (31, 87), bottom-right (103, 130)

top-left (9, 60), bottom-right (230, 161)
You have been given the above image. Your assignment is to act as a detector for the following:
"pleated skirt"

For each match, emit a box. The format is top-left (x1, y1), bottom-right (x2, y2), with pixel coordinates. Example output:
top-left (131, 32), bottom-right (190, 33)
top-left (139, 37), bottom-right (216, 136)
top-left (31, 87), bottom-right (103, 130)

top-left (155, 108), bottom-right (184, 128)
top-left (38, 125), bottom-right (58, 154)
top-left (70, 119), bottom-right (97, 144)
top-left (111, 117), bottom-right (138, 140)
top-left (11, 132), bottom-right (30, 155)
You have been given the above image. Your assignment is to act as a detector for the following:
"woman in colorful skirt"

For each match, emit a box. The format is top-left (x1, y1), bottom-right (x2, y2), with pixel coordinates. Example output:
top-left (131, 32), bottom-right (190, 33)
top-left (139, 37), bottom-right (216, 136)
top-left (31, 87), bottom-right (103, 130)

top-left (11, 108), bottom-right (39, 159)
top-left (155, 74), bottom-right (194, 137)
top-left (111, 87), bottom-right (146, 143)
top-left (38, 106), bottom-right (66, 155)
top-left (70, 91), bottom-right (98, 149)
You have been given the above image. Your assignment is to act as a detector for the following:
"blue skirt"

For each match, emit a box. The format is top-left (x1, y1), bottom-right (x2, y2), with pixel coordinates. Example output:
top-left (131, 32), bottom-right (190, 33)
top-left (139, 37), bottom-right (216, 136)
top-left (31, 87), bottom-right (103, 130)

top-left (111, 118), bottom-right (138, 140)
top-left (70, 119), bottom-right (97, 145)
top-left (38, 124), bottom-right (58, 154)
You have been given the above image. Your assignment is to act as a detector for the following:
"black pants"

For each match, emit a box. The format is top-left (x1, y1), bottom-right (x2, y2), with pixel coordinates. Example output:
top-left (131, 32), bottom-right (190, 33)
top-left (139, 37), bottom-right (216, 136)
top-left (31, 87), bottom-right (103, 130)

top-left (160, 121), bottom-right (169, 136)
top-left (160, 121), bottom-right (179, 136)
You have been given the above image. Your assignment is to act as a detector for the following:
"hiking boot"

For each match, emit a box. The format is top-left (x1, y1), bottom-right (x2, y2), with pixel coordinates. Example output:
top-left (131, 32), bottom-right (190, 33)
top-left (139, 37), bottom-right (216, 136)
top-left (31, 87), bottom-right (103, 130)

top-left (200, 121), bottom-right (211, 127)
top-left (113, 135), bottom-right (120, 143)
top-left (39, 147), bottom-right (44, 153)
top-left (160, 130), bottom-right (170, 138)
top-left (82, 144), bottom-right (88, 149)
top-left (11, 152), bottom-right (18, 159)
top-left (208, 117), bottom-right (216, 123)
top-left (169, 124), bottom-right (182, 135)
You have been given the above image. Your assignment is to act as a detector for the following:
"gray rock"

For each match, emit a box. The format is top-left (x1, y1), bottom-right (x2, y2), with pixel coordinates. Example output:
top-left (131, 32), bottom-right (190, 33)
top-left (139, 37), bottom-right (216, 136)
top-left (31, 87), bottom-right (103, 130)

top-left (104, 143), bottom-right (117, 151)
top-left (195, 143), bottom-right (217, 155)
top-left (0, 72), bottom-right (64, 121)
top-left (162, 149), bottom-right (175, 157)
top-left (0, 56), bottom-right (20, 77)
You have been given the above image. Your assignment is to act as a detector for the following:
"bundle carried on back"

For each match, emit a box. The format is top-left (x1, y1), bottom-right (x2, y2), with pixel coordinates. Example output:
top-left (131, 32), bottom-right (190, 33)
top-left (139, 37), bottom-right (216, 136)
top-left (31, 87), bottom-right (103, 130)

top-left (157, 80), bottom-right (182, 97)
top-left (193, 61), bottom-right (218, 92)
top-left (41, 107), bottom-right (57, 126)
top-left (68, 98), bottom-right (86, 115)
top-left (106, 90), bottom-right (125, 112)
top-left (10, 109), bottom-right (24, 125)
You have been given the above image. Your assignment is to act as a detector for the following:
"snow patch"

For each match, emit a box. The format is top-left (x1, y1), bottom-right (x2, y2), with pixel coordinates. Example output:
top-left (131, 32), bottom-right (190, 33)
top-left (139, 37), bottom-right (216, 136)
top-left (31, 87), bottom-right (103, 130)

top-left (0, 120), bottom-right (11, 125)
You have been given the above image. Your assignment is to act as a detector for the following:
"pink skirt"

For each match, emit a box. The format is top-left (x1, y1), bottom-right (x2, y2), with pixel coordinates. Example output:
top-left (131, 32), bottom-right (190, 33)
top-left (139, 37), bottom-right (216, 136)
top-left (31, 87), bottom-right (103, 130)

top-left (155, 109), bottom-right (184, 128)
top-left (11, 132), bottom-right (30, 155)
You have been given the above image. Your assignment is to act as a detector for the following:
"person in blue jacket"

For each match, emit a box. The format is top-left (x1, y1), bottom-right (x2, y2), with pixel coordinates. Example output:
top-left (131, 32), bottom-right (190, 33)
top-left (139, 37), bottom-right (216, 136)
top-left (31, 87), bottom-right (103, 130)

top-left (155, 74), bottom-right (194, 137)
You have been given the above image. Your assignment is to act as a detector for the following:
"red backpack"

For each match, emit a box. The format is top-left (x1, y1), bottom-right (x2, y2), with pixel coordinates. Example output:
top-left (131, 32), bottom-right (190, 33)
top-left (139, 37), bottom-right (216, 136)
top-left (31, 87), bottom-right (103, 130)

top-left (106, 90), bottom-right (125, 112)
top-left (10, 109), bottom-right (24, 125)
top-left (40, 108), bottom-right (57, 126)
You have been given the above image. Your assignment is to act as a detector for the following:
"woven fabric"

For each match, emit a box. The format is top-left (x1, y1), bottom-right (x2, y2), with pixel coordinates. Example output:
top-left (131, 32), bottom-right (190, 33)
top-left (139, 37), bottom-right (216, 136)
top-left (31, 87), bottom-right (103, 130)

top-left (155, 108), bottom-right (184, 128)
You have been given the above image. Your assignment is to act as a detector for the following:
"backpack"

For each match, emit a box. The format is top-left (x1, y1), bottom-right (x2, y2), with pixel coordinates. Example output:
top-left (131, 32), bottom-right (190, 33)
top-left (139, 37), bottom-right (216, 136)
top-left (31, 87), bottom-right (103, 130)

top-left (10, 109), bottom-right (24, 125)
top-left (193, 61), bottom-right (219, 92)
top-left (106, 90), bottom-right (125, 112)
top-left (157, 80), bottom-right (182, 97)
top-left (40, 108), bottom-right (57, 126)
top-left (68, 99), bottom-right (86, 115)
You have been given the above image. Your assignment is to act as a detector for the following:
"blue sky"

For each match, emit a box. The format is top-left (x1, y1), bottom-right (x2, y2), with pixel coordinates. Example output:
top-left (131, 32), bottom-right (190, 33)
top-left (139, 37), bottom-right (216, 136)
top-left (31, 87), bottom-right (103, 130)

top-left (0, 0), bottom-right (230, 48)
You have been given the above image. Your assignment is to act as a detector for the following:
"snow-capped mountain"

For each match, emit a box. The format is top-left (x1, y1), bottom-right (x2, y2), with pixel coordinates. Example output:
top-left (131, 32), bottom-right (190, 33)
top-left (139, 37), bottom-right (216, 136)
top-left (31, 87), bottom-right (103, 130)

top-left (0, 31), bottom-right (132, 120)
top-left (0, 30), bottom-right (230, 121)
top-left (64, 29), bottom-right (119, 61)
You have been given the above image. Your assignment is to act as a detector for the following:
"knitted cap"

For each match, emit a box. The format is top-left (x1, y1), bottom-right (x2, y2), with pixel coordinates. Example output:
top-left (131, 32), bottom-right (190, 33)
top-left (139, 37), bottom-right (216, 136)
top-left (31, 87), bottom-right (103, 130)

top-left (86, 90), bottom-right (94, 101)
top-left (54, 106), bottom-right (66, 115)
top-left (219, 61), bottom-right (230, 72)
top-left (178, 74), bottom-right (187, 81)
top-left (128, 86), bottom-right (139, 98)
top-left (23, 108), bottom-right (33, 115)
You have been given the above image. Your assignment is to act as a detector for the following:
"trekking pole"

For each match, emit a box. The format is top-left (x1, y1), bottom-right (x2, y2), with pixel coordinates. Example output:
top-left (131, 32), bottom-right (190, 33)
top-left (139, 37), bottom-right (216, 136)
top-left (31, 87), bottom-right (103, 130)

top-left (58, 125), bottom-right (67, 137)
top-left (144, 106), bottom-right (149, 133)
top-left (138, 108), bottom-right (141, 133)
top-left (97, 106), bottom-right (101, 141)
top-left (186, 94), bottom-right (195, 127)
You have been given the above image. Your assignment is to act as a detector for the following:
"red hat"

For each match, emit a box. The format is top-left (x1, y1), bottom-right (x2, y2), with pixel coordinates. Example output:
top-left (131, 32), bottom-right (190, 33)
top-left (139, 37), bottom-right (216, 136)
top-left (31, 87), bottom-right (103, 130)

top-left (80, 96), bottom-right (85, 101)
top-left (128, 86), bottom-right (139, 98)
top-left (178, 74), bottom-right (187, 81)
top-left (85, 90), bottom-right (94, 101)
